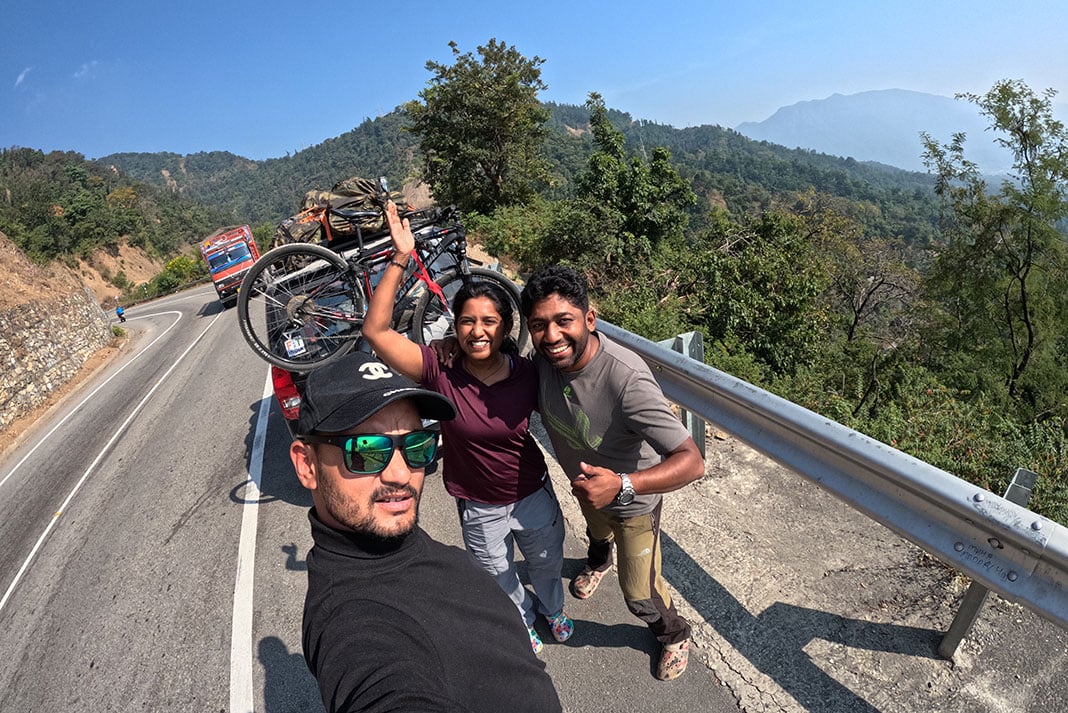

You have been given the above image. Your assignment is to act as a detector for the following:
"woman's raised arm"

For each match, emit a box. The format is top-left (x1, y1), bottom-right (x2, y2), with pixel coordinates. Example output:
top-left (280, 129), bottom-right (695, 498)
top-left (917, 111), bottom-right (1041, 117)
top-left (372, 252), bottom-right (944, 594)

top-left (359, 200), bottom-right (425, 381)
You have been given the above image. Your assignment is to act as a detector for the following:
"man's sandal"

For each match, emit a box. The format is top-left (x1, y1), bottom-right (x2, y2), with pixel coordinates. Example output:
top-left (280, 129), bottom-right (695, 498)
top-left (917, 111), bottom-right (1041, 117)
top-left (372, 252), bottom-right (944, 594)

top-left (571, 566), bottom-right (610, 599)
top-left (656, 639), bottom-right (690, 680)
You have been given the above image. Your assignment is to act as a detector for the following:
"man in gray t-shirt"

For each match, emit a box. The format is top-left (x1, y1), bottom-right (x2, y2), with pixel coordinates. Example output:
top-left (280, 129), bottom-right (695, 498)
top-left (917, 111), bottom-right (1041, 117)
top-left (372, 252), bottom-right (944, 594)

top-left (520, 266), bottom-right (705, 681)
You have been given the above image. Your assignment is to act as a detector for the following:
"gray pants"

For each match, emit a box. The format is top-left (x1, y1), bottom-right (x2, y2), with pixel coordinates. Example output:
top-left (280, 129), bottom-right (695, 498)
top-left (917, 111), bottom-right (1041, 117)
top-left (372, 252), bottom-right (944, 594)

top-left (457, 480), bottom-right (565, 627)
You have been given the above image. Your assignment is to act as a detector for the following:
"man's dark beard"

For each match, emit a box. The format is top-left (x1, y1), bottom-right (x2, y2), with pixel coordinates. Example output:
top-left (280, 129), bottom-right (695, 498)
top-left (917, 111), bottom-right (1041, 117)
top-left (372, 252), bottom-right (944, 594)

top-left (358, 515), bottom-right (419, 548)
top-left (361, 484), bottom-right (421, 546)
top-left (320, 480), bottom-right (422, 545)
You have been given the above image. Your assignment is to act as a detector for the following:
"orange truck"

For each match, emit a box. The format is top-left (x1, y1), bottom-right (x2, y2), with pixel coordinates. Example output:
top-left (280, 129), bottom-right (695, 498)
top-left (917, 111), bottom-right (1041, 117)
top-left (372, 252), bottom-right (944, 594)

top-left (199, 225), bottom-right (260, 308)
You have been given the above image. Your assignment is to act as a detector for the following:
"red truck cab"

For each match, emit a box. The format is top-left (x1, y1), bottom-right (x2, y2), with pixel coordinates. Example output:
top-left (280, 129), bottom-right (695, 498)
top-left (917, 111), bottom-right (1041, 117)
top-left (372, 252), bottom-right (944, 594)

top-left (200, 225), bottom-right (260, 308)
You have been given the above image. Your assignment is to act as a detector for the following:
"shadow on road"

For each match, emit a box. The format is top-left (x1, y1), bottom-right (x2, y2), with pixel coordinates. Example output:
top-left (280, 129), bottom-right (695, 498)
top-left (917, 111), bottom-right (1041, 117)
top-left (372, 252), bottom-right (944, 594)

top-left (232, 397), bottom-right (311, 507)
top-left (259, 635), bottom-right (322, 713)
top-left (197, 299), bottom-right (227, 317)
top-left (661, 531), bottom-right (941, 712)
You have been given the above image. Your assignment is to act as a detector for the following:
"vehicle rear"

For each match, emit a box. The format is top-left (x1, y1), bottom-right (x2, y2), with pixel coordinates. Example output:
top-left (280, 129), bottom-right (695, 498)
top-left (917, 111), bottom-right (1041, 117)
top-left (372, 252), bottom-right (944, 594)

top-left (271, 365), bottom-right (304, 436)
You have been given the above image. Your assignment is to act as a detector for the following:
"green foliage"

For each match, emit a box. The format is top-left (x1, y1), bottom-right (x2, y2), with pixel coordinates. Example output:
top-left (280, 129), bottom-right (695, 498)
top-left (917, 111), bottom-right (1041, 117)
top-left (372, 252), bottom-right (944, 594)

top-left (790, 190), bottom-right (922, 347)
top-left (704, 334), bottom-right (770, 386)
top-left (678, 210), bottom-right (828, 374)
top-left (508, 94), bottom-right (699, 296)
top-left (779, 346), bottom-right (1068, 524)
top-left (592, 239), bottom-right (694, 342)
top-left (139, 249), bottom-right (206, 297)
top-left (569, 94), bottom-right (696, 275)
top-left (163, 254), bottom-right (202, 281)
top-left (111, 325), bottom-right (125, 337)
top-left (405, 39), bottom-right (550, 214)
top-left (0, 147), bottom-right (228, 261)
top-left (466, 198), bottom-right (556, 269)
top-left (595, 283), bottom-right (691, 342)
top-left (921, 79), bottom-right (1068, 422)
top-left (110, 270), bottom-right (132, 291)
top-left (251, 221), bottom-right (275, 254)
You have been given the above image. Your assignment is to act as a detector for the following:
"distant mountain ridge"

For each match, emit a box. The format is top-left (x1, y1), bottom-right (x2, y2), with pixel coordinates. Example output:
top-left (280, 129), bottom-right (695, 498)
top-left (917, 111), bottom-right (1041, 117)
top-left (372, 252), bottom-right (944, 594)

top-left (735, 89), bottom-right (1015, 174)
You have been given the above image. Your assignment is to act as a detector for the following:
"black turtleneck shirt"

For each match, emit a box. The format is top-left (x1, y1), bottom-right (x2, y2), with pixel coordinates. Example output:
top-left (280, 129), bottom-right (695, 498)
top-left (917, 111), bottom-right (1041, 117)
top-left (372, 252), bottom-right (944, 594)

top-left (302, 509), bottom-right (562, 713)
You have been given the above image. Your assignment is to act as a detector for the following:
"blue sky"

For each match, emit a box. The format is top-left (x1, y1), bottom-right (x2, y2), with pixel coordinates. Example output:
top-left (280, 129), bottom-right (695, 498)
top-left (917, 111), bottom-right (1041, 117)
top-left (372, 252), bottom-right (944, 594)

top-left (4, 0), bottom-right (1067, 160)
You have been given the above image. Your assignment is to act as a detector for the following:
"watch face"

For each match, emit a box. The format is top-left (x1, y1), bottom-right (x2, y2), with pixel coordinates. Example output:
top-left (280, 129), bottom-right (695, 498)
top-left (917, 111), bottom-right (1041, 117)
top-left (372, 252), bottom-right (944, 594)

top-left (615, 473), bottom-right (635, 505)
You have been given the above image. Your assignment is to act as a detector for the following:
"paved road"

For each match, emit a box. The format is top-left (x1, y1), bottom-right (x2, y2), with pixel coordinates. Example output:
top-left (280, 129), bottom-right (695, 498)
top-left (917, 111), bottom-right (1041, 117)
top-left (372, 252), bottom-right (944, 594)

top-left (0, 285), bottom-right (738, 712)
top-left (1, 283), bottom-right (1064, 712)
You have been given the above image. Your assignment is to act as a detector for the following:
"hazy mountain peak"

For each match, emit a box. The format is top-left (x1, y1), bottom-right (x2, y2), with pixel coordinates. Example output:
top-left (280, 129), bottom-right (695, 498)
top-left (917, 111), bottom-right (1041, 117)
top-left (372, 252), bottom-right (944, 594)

top-left (736, 88), bottom-right (1012, 173)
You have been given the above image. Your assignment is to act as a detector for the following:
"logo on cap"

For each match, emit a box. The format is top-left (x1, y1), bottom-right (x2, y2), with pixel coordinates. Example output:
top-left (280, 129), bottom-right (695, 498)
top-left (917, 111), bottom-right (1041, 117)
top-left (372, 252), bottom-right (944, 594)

top-left (359, 362), bottom-right (394, 381)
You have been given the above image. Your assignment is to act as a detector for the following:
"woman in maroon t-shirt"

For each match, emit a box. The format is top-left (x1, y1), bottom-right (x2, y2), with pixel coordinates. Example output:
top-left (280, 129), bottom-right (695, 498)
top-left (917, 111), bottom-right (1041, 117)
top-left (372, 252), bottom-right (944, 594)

top-left (361, 201), bottom-right (572, 653)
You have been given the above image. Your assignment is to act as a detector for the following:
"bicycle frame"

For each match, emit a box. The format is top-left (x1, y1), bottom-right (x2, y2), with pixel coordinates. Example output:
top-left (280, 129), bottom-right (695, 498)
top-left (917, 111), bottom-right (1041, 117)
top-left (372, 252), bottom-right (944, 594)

top-left (327, 209), bottom-right (475, 326)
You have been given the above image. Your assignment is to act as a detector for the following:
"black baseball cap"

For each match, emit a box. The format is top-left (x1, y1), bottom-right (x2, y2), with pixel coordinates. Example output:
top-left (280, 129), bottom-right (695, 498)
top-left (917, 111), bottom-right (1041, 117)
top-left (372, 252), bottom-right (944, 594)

top-left (296, 351), bottom-right (456, 435)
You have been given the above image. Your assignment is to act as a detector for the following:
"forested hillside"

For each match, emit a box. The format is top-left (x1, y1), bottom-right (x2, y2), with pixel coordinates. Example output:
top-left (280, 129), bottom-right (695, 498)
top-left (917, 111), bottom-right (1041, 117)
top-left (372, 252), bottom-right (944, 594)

top-left (98, 111), bottom-right (420, 225)
top-left (96, 103), bottom-right (941, 247)
top-left (0, 147), bottom-right (229, 261)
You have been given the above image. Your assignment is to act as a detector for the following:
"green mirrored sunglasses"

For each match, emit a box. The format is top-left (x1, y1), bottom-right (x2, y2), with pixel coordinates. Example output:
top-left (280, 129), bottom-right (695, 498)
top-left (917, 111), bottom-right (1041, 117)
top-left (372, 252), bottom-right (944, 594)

top-left (301, 429), bottom-right (439, 474)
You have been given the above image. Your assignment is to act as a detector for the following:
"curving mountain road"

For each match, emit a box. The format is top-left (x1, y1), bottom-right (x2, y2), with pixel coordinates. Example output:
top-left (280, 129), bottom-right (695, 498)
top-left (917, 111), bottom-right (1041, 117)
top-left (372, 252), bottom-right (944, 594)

top-left (0, 285), bottom-right (321, 711)
top-left (0, 284), bottom-right (740, 713)
top-left (4, 282), bottom-right (1061, 713)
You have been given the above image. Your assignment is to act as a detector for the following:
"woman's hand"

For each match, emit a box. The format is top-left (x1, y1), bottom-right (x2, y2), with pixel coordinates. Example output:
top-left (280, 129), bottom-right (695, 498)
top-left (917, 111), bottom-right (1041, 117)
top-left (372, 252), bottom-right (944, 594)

top-left (384, 200), bottom-right (415, 259)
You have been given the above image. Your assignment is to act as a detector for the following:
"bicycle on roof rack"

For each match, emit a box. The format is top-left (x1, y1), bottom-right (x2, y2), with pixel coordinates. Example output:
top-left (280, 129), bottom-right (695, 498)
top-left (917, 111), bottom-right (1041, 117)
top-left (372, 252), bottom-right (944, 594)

top-left (235, 179), bottom-right (527, 372)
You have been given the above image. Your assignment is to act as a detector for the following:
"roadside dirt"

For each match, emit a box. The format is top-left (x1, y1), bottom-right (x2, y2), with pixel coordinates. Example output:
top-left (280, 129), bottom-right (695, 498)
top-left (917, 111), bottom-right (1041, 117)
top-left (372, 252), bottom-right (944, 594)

top-left (76, 242), bottom-right (164, 306)
top-left (0, 231), bottom-right (163, 309)
top-left (0, 234), bottom-right (82, 311)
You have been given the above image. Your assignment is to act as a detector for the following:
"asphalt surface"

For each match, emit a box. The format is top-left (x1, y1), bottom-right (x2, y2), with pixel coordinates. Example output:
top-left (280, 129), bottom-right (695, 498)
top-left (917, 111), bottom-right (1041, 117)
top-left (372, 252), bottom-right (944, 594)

top-left (2, 283), bottom-right (1065, 712)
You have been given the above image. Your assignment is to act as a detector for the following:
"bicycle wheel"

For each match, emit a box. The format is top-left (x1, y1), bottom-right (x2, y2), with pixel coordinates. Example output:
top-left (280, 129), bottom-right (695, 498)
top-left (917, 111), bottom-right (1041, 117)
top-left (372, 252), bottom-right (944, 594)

top-left (411, 268), bottom-right (529, 353)
top-left (237, 242), bottom-right (367, 371)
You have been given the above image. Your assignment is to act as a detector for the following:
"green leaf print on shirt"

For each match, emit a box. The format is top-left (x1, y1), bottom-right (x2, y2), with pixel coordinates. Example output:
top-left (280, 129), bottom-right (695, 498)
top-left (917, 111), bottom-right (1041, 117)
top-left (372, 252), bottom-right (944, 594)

top-left (544, 401), bottom-right (602, 452)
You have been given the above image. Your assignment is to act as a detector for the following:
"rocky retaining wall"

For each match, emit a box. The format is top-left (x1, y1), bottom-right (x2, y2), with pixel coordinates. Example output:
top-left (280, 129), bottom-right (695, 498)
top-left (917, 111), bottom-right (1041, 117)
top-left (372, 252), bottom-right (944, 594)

top-left (0, 286), bottom-right (113, 431)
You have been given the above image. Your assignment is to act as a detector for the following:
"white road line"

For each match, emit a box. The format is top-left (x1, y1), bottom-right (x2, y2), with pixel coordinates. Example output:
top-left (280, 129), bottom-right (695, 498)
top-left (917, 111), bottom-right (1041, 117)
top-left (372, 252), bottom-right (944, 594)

top-left (0, 312), bottom-right (223, 614)
top-left (230, 369), bottom-right (272, 713)
top-left (0, 310), bottom-right (184, 491)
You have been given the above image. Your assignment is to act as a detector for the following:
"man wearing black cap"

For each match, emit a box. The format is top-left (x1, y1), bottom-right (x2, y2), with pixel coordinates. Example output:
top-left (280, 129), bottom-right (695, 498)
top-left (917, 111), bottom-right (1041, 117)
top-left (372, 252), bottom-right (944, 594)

top-left (289, 352), bottom-right (562, 713)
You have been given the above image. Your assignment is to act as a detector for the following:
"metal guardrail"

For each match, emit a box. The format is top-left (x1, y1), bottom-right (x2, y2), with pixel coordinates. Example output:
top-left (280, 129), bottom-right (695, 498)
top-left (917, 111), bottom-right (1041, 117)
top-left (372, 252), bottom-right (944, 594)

top-left (598, 320), bottom-right (1068, 631)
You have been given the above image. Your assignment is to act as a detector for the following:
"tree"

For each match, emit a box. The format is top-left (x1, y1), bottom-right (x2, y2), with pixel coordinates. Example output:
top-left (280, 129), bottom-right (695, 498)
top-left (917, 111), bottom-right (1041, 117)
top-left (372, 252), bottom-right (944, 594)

top-left (578, 93), bottom-right (695, 259)
top-left (791, 191), bottom-right (920, 345)
top-left (551, 93), bottom-right (696, 279)
top-left (405, 39), bottom-right (550, 214)
top-left (679, 210), bottom-right (827, 375)
top-left (921, 80), bottom-right (1068, 420)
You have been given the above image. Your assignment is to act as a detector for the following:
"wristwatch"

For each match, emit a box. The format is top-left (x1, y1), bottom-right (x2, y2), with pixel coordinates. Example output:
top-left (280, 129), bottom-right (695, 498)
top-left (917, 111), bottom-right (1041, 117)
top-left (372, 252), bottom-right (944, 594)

top-left (614, 473), bottom-right (636, 505)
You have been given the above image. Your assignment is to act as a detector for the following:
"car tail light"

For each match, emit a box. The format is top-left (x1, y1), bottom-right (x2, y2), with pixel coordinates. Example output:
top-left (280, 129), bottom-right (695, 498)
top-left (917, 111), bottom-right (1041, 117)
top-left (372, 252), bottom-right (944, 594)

top-left (270, 366), bottom-right (301, 421)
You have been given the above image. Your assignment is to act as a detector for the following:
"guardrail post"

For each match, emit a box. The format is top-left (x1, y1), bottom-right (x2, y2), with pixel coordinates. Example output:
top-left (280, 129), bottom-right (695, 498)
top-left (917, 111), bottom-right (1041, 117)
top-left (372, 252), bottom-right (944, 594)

top-left (657, 331), bottom-right (706, 453)
top-left (937, 467), bottom-right (1039, 659)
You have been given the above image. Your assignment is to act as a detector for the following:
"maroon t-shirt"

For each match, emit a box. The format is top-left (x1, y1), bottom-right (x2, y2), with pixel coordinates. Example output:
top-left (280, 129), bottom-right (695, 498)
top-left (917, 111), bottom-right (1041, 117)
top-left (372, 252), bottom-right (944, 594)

top-left (419, 345), bottom-right (548, 505)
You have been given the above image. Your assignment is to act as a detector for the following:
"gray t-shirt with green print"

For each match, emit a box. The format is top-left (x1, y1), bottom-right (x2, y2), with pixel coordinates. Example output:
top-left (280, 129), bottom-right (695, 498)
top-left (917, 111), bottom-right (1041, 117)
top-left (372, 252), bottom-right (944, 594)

top-left (534, 331), bottom-right (691, 517)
